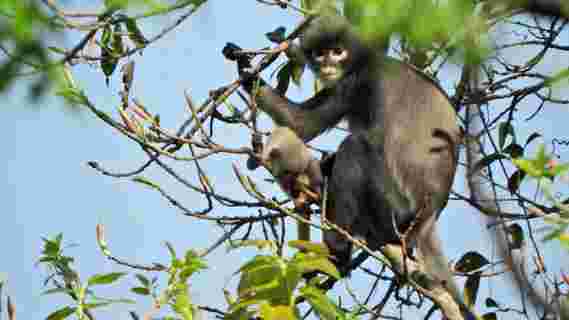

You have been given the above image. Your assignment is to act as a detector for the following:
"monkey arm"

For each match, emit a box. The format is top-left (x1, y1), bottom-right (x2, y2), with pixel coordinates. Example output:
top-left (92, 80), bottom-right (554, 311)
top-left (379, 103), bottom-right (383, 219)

top-left (251, 84), bottom-right (349, 142)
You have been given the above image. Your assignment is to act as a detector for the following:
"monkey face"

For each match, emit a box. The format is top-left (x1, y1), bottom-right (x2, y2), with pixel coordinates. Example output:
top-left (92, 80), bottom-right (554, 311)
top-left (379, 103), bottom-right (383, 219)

top-left (310, 47), bottom-right (349, 87)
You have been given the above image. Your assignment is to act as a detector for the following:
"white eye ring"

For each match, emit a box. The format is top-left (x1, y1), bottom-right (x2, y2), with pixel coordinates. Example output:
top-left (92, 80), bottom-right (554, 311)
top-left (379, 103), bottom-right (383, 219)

top-left (312, 49), bottom-right (326, 61)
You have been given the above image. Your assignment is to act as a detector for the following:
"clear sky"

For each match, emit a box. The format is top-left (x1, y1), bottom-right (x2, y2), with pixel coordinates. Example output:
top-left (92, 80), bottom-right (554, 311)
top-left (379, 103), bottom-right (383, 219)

top-left (1, 1), bottom-right (569, 319)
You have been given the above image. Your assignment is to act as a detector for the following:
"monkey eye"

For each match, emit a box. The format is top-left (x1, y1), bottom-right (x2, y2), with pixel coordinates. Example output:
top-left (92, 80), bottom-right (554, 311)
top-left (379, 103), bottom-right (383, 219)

top-left (312, 48), bottom-right (326, 59)
top-left (332, 47), bottom-right (345, 55)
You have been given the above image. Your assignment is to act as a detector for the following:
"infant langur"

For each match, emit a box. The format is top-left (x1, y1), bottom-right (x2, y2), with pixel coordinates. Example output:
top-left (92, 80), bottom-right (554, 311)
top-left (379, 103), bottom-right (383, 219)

top-left (262, 127), bottom-right (323, 241)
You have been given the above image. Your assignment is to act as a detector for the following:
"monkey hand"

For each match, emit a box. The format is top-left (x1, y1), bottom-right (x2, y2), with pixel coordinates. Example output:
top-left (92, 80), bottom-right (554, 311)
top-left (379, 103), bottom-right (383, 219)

top-left (222, 42), bottom-right (245, 61)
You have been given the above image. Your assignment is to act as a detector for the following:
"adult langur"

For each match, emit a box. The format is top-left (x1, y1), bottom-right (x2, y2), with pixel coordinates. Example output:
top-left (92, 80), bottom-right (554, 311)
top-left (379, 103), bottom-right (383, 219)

top-left (223, 14), bottom-right (468, 317)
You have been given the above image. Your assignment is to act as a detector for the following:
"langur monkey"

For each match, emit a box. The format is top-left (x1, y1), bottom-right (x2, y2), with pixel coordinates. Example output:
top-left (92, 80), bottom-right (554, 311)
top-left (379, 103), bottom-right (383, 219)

top-left (224, 13), bottom-right (471, 317)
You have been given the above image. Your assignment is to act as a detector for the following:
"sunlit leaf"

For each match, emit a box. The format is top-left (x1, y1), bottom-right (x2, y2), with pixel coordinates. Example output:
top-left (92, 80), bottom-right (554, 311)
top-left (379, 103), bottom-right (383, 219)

top-left (259, 303), bottom-right (298, 320)
top-left (290, 254), bottom-right (340, 280)
top-left (558, 233), bottom-right (569, 250)
top-left (288, 241), bottom-right (330, 255)
top-left (46, 306), bottom-right (76, 320)
top-left (87, 272), bottom-right (127, 287)
top-left (237, 256), bottom-right (283, 298)
top-left (550, 161), bottom-right (569, 177)
top-left (231, 240), bottom-right (276, 251)
top-left (300, 285), bottom-right (343, 320)
top-left (512, 158), bottom-right (542, 177)
top-left (535, 145), bottom-right (550, 169)
top-left (125, 17), bottom-right (148, 49)
top-left (132, 176), bottom-right (160, 189)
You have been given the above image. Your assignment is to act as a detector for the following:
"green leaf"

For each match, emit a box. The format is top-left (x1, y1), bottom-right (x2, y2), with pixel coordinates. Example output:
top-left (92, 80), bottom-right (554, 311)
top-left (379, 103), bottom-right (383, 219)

top-left (42, 288), bottom-right (70, 296)
top-left (550, 161), bottom-right (569, 177)
top-left (101, 47), bottom-right (118, 82)
top-left (56, 88), bottom-right (88, 106)
top-left (543, 227), bottom-right (564, 242)
top-left (48, 46), bottom-right (67, 55)
top-left (46, 306), bottom-right (76, 320)
top-left (125, 17), bottom-right (148, 49)
top-left (283, 267), bottom-right (302, 298)
top-left (135, 273), bottom-right (150, 287)
top-left (182, 250), bottom-right (207, 276)
top-left (512, 158), bottom-right (542, 177)
top-left (472, 153), bottom-right (508, 174)
top-left (503, 143), bottom-right (523, 158)
top-left (535, 145), bottom-right (550, 169)
top-left (506, 223), bottom-right (525, 249)
top-left (454, 251), bottom-right (489, 273)
top-left (104, 0), bottom-right (127, 10)
top-left (558, 233), bottom-right (569, 250)
top-left (290, 254), bottom-right (340, 280)
top-left (165, 241), bottom-right (178, 260)
top-left (259, 303), bottom-right (298, 320)
top-left (231, 240), bottom-right (276, 251)
top-left (498, 122), bottom-right (515, 149)
top-left (507, 170), bottom-right (526, 193)
top-left (290, 61), bottom-right (305, 86)
top-left (463, 273), bottom-right (481, 308)
top-left (485, 297), bottom-right (499, 308)
top-left (172, 286), bottom-right (194, 320)
top-left (101, 25), bottom-right (112, 47)
top-left (83, 302), bottom-right (114, 310)
top-left (288, 240), bottom-right (330, 255)
top-left (190, 0), bottom-right (208, 7)
top-left (87, 272), bottom-right (127, 287)
top-left (131, 287), bottom-right (151, 295)
top-left (41, 235), bottom-right (62, 257)
top-left (300, 285), bottom-right (343, 320)
top-left (237, 256), bottom-right (283, 298)
top-left (112, 23), bottom-right (125, 55)
top-left (132, 176), bottom-right (160, 189)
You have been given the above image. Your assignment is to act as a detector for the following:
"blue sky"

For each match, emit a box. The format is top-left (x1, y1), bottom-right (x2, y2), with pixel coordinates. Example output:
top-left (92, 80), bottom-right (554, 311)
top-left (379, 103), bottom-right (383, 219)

top-left (1, 1), bottom-right (569, 319)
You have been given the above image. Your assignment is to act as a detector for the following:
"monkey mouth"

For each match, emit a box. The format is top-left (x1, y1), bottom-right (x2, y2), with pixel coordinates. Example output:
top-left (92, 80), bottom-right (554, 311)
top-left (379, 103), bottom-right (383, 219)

top-left (319, 66), bottom-right (340, 78)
